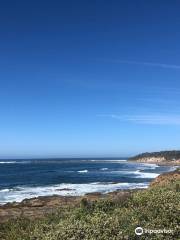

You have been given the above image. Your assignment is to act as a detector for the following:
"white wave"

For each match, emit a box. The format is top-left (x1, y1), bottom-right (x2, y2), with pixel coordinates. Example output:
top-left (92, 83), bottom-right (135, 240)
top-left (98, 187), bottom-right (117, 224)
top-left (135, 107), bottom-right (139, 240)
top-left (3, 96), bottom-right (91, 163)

top-left (0, 161), bottom-right (17, 164)
top-left (0, 161), bottom-right (32, 164)
top-left (138, 163), bottom-right (160, 170)
top-left (167, 166), bottom-right (179, 172)
top-left (105, 159), bottom-right (127, 161)
top-left (100, 168), bottom-right (108, 171)
top-left (134, 170), bottom-right (160, 179)
top-left (0, 182), bottom-right (148, 204)
top-left (0, 189), bottom-right (10, 192)
top-left (109, 169), bottom-right (160, 179)
top-left (78, 170), bottom-right (88, 173)
top-left (89, 160), bottom-right (127, 163)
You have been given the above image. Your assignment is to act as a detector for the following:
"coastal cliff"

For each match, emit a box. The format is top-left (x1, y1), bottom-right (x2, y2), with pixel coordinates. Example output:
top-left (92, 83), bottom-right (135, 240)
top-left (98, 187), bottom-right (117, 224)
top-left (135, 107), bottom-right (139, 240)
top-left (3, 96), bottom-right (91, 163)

top-left (129, 150), bottom-right (180, 165)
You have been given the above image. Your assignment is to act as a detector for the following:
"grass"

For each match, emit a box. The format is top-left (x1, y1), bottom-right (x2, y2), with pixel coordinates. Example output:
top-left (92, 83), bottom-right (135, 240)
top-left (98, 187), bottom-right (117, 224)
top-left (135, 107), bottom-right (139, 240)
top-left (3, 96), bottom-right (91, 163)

top-left (0, 179), bottom-right (179, 240)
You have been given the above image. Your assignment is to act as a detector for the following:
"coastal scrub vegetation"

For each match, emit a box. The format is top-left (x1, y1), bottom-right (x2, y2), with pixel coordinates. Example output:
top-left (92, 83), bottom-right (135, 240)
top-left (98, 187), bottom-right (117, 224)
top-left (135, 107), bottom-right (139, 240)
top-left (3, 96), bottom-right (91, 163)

top-left (0, 173), bottom-right (179, 240)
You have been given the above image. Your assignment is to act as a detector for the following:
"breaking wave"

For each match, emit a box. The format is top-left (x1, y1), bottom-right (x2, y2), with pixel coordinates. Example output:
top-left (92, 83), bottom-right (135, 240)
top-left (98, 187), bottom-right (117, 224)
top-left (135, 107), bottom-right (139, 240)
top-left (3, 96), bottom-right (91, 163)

top-left (0, 182), bottom-right (148, 204)
top-left (77, 170), bottom-right (89, 173)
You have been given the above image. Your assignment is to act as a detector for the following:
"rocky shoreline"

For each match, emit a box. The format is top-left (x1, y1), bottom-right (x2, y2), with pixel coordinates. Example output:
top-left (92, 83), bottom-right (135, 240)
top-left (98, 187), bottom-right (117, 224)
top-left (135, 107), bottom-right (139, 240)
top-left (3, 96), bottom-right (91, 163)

top-left (0, 189), bottom-right (136, 223)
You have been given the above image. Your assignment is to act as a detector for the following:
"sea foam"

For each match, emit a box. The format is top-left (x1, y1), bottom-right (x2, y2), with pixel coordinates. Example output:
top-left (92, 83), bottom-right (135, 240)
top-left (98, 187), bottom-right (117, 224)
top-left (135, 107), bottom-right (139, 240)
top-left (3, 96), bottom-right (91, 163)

top-left (77, 170), bottom-right (88, 173)
top-left (0, 182), bottom-right (148, 204)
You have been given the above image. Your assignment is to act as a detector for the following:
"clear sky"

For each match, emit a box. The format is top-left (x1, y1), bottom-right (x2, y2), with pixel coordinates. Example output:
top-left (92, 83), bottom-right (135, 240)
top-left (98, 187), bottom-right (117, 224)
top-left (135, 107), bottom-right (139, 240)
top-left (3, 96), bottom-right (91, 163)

top-left (0, 0), bottom-right (180, 158)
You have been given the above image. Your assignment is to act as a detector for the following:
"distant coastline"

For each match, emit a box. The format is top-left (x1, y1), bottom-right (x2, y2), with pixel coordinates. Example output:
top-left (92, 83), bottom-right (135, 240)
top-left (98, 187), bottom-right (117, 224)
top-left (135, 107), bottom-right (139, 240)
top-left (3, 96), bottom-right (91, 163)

top-left (129, 150), bottom-right (180, 165)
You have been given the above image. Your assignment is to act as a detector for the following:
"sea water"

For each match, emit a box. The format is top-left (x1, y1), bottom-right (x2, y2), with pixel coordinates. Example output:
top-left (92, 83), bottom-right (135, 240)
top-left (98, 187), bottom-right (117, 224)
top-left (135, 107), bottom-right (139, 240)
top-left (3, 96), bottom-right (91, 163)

top-left (0, 158), bottom-right (176, 204)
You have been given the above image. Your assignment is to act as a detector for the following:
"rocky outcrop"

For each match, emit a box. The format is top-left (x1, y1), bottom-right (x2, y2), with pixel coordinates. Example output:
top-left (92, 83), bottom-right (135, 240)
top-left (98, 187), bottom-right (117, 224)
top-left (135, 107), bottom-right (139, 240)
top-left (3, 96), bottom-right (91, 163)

top-left (150, 168), bottom-right (180, 187)
top-left (0, 191), bottom-right (133, 223)
top-left (0, 195), bottom-right (80, 223)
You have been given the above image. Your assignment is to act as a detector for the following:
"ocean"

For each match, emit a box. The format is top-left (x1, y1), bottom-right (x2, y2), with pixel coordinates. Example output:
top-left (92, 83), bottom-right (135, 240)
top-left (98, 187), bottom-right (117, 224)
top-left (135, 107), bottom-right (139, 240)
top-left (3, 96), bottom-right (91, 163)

top-left (0, 158), bottom-right (176, 204)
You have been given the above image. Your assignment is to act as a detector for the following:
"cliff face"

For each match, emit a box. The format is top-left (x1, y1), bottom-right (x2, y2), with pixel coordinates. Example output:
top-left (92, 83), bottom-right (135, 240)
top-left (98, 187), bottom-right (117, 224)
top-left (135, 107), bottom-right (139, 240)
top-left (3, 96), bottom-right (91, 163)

top-left (135, 156), bottom-right (166, 163)
top-left (133, 157), bottom-right (180, 164)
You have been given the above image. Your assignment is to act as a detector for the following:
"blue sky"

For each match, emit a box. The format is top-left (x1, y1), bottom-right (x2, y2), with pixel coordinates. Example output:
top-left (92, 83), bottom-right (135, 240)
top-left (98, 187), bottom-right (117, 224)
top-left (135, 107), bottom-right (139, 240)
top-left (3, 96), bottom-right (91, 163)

top-left (0, 0), bottom-right (180, 158)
